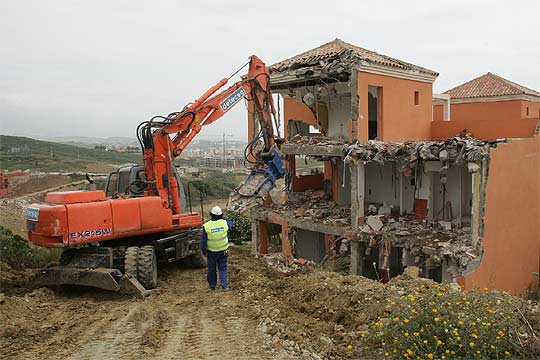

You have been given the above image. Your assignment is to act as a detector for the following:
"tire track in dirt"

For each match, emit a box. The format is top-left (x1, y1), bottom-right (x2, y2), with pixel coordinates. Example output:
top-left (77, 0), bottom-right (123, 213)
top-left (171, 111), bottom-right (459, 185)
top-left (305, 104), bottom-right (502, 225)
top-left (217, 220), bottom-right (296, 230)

top-left (155, 307), bottom-right (268, 360)
top-left (65, 305), bottom-right (149, 360)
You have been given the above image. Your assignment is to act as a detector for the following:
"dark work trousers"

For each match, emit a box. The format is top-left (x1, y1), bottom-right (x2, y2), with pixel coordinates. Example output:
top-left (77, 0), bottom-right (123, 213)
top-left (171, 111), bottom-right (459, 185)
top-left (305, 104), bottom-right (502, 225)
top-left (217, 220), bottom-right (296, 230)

top-left (206, 250), bottom-right (228, 289)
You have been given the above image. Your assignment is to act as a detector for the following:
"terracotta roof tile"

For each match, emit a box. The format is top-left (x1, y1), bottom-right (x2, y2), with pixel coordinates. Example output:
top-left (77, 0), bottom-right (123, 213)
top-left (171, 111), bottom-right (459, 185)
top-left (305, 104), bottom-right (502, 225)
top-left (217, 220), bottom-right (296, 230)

top-left (445, 73), bottom-right (540, 99)
top-left (270, 38), bottom-right (438, 77)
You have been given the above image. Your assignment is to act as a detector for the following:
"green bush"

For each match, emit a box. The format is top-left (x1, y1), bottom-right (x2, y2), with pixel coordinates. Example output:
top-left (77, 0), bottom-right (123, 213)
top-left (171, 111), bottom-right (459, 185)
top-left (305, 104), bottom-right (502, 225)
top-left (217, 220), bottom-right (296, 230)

top-left (0, 226), bottom-right (59, 268)
top-left (226, 211), bottom-right (251, 245)
top-left (363, 282), bottom-right (532, 359)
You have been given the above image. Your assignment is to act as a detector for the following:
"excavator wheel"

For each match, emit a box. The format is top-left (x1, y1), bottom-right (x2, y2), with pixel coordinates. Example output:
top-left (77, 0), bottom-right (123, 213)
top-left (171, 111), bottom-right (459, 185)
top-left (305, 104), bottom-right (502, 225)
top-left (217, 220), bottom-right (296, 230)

top-left (123, 246), bottom-right (158, 289)
top-left (124, 246), bottom-right (139, 279)
top-left (138, 246), bottom-right (158, 289)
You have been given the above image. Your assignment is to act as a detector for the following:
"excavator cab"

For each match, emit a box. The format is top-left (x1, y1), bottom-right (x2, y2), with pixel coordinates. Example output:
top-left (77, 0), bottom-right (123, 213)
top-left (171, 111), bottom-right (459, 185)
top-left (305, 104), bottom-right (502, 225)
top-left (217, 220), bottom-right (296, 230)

top-left (105, 165), bottom-right (187, 213)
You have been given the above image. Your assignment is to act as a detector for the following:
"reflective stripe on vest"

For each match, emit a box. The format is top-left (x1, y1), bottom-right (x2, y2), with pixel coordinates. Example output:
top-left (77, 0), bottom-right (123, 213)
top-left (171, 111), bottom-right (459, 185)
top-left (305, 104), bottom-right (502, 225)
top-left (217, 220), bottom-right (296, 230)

top-left (203, 219), bottom-right (229, 252)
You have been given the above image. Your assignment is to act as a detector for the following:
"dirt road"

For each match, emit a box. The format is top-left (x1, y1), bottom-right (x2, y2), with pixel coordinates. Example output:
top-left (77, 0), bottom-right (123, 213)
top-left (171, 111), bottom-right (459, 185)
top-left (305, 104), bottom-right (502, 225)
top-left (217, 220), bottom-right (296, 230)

top-left (0, 250), bottom-right (283, 360)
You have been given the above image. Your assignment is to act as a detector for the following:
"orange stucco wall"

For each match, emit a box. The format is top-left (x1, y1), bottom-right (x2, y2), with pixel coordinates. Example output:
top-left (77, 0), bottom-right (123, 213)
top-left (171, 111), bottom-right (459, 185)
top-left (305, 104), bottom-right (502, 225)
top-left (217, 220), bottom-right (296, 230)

top-left (431, 118), bottom-right (538, 140)
top-left (433, 104), bottom-right (444, 122)
top-left (449, 100), bottom-right (535, 123)
top-left (357, 72), bottom-right (433, 141)
top-left (522, 100), bottom-right (540, 119)
top-left (463, 134), bottom-right (539, 294)
top-left (283, 98), bottom-right (318, 140)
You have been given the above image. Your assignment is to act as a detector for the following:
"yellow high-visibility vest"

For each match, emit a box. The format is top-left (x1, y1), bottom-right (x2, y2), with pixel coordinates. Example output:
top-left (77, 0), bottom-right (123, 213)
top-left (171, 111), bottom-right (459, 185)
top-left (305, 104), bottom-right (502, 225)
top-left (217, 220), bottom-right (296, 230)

top-left (203, 219), bottom-right (229, 252)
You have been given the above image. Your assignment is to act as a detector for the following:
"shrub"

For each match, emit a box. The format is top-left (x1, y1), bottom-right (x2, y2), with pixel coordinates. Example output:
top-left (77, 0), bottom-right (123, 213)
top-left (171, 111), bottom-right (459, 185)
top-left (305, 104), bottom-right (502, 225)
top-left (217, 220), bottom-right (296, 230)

top-left (226, 211), bottom-right (251, 245)
top-left (363, 282), bottom-right (533, 359)
top-left (0, 226), bottom-right (59, 268)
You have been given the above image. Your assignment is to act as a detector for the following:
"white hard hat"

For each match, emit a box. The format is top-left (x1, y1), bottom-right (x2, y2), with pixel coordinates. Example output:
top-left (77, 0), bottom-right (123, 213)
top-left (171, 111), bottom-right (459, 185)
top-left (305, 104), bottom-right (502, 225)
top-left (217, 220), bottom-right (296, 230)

top-left (210, 206), bottom-right (223, 216)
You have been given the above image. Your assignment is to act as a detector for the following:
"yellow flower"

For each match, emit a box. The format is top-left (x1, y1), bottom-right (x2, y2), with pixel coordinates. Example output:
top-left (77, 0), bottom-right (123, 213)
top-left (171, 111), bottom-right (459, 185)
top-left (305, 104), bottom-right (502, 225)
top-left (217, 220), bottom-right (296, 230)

top-left (393, 349), bottom-right (397, 353)
top-left (403, 353), bottom-right (409, 358)
top-left (427, 354), bottom-right (433, 359)
top-left (472, 333), bottom-right (478, 339)
top-left (505, 351), bottom-right (510, 356)
top-left (361, 333), bottom-right (366, 337)
top-left (490, 345), bottom-right (496, 349)
top-left (404, 332), bottom-right (409, 337)
top-left (347, 344), bottom-right (353, 350)
top-left (432, 309), bottom-right (438, 313)
top-left (483, 287), bottom-right (489, 291)
top-left (469, 342), bottom-right (475, 348)
top-left (434, 317), bottom-right (440, 322)
top-left (437, 340), bottom-right (443, 345)
top-left (423, 340), bottom-right (428, 344)
top-left (498, 330), bottom-right (505, 336)
top-left (476, 350), bottom-right (481, 354)
top-left (451, 351), bottom-right (455, 355)
top-left (458, 320), bottom-right (464, 325)
top-left (404, 319), bottom-right (410, 324)
top-left (413, 332), bottom-right (419, 337)
top-left (437, 292), bottom-right (443, 297)
top-left (384, 352), bottom-right (389, 357)
top-left (406, 349), bottom-right (413, 355)
top-left (445, 350), bottom-right (450, 354)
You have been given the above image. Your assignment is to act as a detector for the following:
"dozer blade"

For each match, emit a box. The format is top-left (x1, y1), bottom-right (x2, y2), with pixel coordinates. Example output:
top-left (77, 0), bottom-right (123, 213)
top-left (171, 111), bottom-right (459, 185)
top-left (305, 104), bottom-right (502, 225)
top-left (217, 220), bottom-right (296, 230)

top-left (34, 266), bottom-right (148, 298)
top-left (227, 148), bottom-right (286, 213)
top-left (35, 266), bottom-right (123, 291)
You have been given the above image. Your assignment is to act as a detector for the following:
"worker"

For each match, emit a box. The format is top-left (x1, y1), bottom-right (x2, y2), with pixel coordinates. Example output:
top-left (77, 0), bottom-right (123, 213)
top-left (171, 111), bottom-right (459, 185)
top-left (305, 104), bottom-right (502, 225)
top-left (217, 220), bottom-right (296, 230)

top-left (201, 206), bottom-right (233, 290)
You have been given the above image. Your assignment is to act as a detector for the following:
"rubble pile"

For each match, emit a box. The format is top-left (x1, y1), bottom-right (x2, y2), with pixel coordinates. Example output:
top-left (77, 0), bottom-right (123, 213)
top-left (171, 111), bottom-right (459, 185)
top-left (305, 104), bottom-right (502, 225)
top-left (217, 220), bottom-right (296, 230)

top-left (357, 213), bottom-right (478, 275)
top-left (288, 134), bottom-right (348, 146)
top-left (281, 190), bottom-right (351, 226)
top-left (262, 253), bottom-right (314, 275)
top-left (270, 48), bottom-right (361, 80)
top-left (345, 136), bottom-right (504, 171)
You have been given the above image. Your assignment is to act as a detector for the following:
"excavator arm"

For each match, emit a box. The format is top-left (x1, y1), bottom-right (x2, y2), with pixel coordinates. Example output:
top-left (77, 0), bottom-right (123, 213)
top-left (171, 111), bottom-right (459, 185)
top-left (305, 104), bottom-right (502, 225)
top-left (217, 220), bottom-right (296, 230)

top-left (137, 55), bottom-right (284, 214)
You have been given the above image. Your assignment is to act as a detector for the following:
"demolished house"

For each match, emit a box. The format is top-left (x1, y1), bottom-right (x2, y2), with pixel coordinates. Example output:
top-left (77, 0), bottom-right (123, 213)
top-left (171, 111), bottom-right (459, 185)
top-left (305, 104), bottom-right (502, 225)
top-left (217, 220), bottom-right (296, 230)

top-left (248, 39), bottom-right (540, 295)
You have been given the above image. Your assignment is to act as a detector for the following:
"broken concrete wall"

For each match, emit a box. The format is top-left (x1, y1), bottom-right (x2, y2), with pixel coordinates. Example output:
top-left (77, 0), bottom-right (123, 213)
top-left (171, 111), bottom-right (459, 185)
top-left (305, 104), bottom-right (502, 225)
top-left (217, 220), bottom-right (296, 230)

top-left (327, 93), bottom-right (352, 140)
top-left (365, 162), bottom-right (400, 209)
top-left (461, 134), bottom-right (540, 295)
top-left (296, 229), bottom-right (326, 263)
top-left (336, 161), bottom-right (351, 206)
top-left (431, 164), bottom-right (473, 224)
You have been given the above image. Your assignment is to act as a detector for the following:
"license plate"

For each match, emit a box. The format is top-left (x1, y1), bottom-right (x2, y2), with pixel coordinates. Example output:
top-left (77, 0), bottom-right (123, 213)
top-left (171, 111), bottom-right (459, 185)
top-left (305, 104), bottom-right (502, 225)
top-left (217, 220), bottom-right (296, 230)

top-left (27, 207), bottom-right (39, 221)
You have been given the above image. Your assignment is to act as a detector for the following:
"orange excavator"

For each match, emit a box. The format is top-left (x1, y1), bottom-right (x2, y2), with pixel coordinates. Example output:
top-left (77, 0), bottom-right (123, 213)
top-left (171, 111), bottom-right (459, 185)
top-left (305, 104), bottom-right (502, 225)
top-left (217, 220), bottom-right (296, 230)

top-left (26, 56), bottom-right (285, 293)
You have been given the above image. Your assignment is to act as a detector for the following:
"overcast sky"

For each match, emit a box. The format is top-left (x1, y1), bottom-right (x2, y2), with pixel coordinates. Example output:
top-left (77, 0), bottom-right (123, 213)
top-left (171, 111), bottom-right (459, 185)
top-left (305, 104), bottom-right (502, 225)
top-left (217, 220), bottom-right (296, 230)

top-left (1, 0), bottom-right (539, 141)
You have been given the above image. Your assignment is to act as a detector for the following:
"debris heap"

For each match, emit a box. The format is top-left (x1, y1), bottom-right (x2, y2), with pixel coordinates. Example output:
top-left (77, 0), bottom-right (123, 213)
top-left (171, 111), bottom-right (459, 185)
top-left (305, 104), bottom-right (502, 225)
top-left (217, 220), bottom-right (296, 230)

top-left (345, 136), bottom-right (504, 171)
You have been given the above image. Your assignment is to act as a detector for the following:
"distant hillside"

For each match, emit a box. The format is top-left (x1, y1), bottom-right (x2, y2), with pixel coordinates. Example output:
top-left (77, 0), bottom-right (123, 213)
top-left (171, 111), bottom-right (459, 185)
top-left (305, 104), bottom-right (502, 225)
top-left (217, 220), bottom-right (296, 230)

top-left (40, 135), bottom-right (247, 151)
top-left (40, 136), bottom-right (139, 149)
top-left (0, 135), bottom-right (141, 172)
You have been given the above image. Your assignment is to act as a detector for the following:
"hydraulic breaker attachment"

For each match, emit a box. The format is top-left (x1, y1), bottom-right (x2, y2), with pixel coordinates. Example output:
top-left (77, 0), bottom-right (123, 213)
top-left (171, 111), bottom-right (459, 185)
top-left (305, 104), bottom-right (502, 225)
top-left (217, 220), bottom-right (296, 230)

top-left (227, 148), bottom-right (286, 213)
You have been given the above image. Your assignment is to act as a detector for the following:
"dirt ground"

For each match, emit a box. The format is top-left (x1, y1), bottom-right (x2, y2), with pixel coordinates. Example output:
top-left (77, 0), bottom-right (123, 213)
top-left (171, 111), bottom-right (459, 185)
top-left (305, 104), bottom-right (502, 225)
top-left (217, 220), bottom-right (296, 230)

top-left (0, 249), bottom-right (284, 360)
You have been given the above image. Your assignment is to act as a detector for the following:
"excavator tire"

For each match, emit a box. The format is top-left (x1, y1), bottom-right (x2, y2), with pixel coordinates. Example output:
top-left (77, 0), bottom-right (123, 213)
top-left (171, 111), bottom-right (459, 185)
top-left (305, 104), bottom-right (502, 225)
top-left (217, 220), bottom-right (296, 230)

top-left (138, 246), bottom-right (158, 289)
top-left (188, 250), bottom-right (207, 268)
top-left (124, 246), bottom-right (139, 279)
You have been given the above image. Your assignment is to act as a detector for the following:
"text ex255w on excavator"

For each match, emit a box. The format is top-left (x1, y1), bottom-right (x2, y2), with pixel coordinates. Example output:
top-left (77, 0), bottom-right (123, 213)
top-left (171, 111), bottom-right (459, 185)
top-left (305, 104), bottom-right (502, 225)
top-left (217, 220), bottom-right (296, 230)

top-left (26, 56), bottom-right (285, 295)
